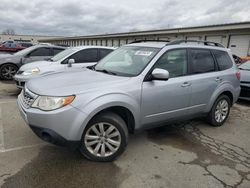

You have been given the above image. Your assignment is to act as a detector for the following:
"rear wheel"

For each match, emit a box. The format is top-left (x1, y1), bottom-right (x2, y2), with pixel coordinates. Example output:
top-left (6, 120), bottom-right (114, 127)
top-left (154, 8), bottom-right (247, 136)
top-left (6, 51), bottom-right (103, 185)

top-left (0, 64), bottom-right (18, 80)
top-left (80, 112), bottom-right (128, 162)
top-left (207, 95), bottom-right (231, 127)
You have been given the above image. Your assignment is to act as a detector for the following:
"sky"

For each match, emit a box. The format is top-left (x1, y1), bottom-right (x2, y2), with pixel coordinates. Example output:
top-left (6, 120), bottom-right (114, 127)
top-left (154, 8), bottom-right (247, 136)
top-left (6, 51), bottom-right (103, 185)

top-left (0, 0), bottom-right (249, 37)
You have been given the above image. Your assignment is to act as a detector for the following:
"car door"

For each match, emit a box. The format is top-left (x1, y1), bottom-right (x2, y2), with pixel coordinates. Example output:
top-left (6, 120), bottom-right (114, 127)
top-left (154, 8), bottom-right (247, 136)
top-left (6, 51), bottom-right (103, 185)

top-left (188, 48), bottom-right (220, 115)
top-left (23, 47), bottom-right (52, 64)
top-left (141, 49), bottom-right (192, 126)
top-left (63, 48), bottom-right (98, 68)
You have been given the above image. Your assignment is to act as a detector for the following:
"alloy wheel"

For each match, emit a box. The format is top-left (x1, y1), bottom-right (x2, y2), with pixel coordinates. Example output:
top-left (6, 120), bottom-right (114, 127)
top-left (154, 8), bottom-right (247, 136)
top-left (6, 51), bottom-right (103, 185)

top-left (215, 99), bottom-right (229, 123)
top-left (1, 65), bottom-right (17, 79)
top-left (84, 122), bottom-right (121, 157)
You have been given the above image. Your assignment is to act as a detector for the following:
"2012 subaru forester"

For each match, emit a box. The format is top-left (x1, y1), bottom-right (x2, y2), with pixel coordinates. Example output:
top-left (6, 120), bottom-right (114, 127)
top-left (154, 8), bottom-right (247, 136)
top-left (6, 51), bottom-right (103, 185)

top-left (17, 40), bottom-right (241, 161)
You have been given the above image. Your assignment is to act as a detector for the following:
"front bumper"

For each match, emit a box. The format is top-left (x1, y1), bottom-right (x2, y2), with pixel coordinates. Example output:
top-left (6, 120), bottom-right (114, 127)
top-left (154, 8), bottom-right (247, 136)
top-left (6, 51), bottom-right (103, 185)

top-left (30, 125), bottom-right (80, 149)
top-left (17, 93), bottom-right (87, 147)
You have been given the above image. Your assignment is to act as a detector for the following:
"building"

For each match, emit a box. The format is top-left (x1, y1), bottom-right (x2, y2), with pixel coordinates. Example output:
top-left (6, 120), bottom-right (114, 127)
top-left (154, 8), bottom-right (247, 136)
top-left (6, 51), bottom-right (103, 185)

top-left (0, 34), bottom-right (60, 44)
top-left (39, 22), bottom-right (250, 57)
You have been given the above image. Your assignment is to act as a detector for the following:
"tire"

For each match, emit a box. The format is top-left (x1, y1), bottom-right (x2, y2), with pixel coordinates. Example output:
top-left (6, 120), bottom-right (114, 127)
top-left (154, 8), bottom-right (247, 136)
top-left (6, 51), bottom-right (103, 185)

top-left (0, 63), bottom-right (18, 80)
top-left (80, 112), bottom-right (128, 162)
top-left (207, 95), bottom-right (231, 127)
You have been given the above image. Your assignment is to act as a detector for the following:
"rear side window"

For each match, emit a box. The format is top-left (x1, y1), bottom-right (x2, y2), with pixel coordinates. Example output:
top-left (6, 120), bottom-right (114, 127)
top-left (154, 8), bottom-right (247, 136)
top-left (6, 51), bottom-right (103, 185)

top-left (53, 48), bottom-right (64, 56)
top-left (213, 50), bottom-right (233, 70)
top-left (69, 49), bottom-right (98, 63)
top-left (99, 49), bottom-right (113, 60)
top-left (189, 49), bottom-right (215, 74)
top-left (29, 47), bottom-right (51, 56)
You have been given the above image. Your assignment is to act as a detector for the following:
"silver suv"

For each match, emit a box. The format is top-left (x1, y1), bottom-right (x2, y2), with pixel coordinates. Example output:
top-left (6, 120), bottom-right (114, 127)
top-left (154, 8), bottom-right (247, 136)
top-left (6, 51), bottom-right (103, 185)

top-left (17, 40), bottom-right (241, 162)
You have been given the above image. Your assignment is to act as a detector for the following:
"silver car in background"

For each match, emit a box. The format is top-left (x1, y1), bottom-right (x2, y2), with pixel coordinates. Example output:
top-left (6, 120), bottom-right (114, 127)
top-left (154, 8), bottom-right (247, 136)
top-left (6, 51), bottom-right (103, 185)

top-left (17, 40), bottom-right (241, 162)
top-left (14, 46), bottom-right (115, 88)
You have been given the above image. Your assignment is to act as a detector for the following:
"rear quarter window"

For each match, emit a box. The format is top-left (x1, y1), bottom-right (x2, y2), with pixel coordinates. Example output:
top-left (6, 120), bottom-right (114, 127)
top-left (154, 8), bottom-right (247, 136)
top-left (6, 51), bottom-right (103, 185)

top-left (213, 50), bottom-right (233, 70)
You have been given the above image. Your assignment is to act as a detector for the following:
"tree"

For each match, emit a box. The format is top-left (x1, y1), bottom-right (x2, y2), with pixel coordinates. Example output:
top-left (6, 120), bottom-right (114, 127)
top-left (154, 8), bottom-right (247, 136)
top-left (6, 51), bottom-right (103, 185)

top-left (2, 29), bottom-right (16, 35)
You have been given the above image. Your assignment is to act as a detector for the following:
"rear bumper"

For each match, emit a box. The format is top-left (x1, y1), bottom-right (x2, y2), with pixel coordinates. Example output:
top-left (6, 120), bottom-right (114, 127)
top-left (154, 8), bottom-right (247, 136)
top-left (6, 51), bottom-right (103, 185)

top-left (239, 84), bottom-right (250, 100)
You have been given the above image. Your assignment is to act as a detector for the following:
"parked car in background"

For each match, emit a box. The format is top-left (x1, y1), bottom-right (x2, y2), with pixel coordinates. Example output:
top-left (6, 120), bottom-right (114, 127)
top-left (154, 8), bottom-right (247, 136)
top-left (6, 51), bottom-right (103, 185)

top-left (0, 44), bottom-right (65, 80)
top-left (17, 40), bottom-right (240, 162)
top-left (0, 40), bottom-right (25, 52)
top-left (238, 60), bottom-right (250, 101)
top-left (14, 46), bottom-right (115, 88)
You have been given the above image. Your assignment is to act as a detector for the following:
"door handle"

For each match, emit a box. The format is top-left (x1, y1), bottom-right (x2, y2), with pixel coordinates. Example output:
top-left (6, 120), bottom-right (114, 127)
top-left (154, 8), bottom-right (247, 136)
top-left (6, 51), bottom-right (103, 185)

top-left (181, 82), bottom-right (191, 87)
top-left (215, 77), bottom-right (222, 82)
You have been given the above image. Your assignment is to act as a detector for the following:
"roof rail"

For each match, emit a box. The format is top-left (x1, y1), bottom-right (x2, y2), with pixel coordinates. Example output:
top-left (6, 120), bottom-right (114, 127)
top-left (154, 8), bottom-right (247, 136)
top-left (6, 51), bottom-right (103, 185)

top-left (129, 39), bottom-right (170, 44)
top-left (166, 40), bottom-right (225, 48)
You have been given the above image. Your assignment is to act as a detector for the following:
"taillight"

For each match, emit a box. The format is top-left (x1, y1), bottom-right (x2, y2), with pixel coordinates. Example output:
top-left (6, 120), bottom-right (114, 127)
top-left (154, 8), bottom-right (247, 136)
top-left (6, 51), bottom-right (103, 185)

top-left (236, 70), bottom-right (241, 80)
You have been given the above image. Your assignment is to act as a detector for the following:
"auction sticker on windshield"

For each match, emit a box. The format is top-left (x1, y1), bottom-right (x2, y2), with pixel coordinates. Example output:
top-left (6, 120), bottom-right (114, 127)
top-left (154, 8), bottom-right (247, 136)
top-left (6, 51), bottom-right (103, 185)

top-left (135, 51), bottom-right (153, 56)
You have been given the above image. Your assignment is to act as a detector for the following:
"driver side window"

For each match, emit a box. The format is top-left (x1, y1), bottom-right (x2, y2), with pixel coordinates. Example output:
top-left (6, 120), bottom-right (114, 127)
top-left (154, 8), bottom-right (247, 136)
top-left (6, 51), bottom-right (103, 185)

top-left (154, 49), bottom-right (187, 78)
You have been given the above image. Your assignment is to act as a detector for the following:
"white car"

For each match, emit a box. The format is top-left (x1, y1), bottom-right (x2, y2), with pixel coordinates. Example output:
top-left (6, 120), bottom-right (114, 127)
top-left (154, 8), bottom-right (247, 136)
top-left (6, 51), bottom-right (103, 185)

top-left (14, 46), bottom-right (115, 88)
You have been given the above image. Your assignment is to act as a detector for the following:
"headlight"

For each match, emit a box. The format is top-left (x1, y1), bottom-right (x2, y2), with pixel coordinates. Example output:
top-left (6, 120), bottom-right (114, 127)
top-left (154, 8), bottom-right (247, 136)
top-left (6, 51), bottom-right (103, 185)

top-left (31, 95), bottom-right (75, 111)
top-left (22, 68), bottom-right (40, 76)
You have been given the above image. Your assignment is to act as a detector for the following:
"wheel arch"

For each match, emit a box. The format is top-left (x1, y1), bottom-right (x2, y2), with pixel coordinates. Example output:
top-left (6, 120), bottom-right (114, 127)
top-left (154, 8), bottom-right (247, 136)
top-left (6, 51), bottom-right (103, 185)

top-left (0, 62), bottom-right (19, 69)
top-left (208, 86), bottom-right (235, 112)
top-left (88, 106), bottom-right (136, 134)
top-left (73, 93), bottom-right (141, 140)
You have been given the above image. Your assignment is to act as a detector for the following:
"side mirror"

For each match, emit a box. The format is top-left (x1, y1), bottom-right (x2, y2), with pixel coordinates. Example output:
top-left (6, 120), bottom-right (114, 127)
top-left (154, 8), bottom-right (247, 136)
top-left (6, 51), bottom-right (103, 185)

top-left (68, 59), bottom-right (75, 67)
top-left (151, 68), bottom-right (169, 80)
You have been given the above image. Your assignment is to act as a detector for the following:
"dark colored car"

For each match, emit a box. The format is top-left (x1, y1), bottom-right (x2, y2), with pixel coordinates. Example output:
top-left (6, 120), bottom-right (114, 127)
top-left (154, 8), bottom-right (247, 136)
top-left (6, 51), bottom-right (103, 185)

top-left (0, 45), bottom-right (65, 80)
top-left (239, 60), bottom-right (250, 101)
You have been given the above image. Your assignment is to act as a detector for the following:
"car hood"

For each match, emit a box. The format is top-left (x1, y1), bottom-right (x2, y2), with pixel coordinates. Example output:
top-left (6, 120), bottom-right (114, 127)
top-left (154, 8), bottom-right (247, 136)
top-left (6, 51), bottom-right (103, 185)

top-left (240, 69), bottom-right (250, 82)
top-left (19, 60), bottom-right (53, 70)
top-left (27, 68), bottom-right (131, 96)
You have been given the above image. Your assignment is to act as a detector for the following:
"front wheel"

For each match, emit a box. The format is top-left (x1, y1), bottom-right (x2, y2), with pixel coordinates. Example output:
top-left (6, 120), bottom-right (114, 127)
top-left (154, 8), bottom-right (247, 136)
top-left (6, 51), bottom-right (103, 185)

top-left (0, 64), bottom-right (18, 80)
top-left (80, 112), bottom-right (128, 162)
top-left (207, 95), bottom-right (231, 127)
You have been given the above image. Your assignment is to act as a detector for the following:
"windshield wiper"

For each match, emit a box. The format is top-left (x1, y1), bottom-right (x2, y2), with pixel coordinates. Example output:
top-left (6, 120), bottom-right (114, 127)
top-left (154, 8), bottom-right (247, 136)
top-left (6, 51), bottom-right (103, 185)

top-left (95, 68), bottom-right (117, 75)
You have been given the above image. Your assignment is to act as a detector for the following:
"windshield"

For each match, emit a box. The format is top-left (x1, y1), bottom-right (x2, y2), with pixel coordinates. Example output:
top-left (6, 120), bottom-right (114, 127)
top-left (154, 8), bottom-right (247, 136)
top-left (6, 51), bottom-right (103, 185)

top-left (50, 48), bottom-right (77, 62)
top-left (14, 45), bottom-right (40, 56)
top-left (95, 46), bottom-right (160, 76)
top-left (239, 61), bottom-right (250, 70)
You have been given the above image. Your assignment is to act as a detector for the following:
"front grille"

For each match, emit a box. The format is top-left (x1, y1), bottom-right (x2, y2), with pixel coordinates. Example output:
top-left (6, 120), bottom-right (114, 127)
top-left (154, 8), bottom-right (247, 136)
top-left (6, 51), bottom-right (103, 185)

top-left (16, 81), bottom-right (25, 87)
top-left (21, 88), bottom-right (37, 108)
